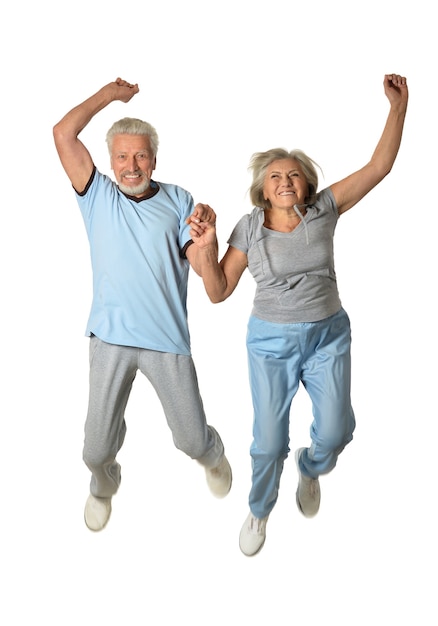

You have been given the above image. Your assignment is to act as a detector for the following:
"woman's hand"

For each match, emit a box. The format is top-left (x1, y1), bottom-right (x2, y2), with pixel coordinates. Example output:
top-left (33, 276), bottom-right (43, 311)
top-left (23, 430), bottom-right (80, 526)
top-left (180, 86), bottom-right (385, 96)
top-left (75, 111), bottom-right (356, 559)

top-left (187, 203), bottom-right (217, 248)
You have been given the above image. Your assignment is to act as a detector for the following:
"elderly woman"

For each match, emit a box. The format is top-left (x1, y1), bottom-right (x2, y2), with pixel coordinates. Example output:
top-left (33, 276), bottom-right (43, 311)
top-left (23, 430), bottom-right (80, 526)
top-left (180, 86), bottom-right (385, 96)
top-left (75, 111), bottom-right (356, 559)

top-left (190, 74), bottom-right (408, 556)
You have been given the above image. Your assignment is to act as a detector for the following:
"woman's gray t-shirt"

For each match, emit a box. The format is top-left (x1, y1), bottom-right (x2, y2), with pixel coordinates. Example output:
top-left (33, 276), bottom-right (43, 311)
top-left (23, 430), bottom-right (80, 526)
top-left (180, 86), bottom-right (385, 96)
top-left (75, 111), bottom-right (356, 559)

top-left (227, 187), bottom-right (343, 324)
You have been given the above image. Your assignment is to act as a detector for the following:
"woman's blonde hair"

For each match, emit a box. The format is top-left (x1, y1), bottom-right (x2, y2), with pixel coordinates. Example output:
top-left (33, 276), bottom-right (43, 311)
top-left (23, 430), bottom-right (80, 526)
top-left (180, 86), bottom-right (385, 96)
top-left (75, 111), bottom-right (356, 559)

top-left (249, 148), bottom-right (321, 209)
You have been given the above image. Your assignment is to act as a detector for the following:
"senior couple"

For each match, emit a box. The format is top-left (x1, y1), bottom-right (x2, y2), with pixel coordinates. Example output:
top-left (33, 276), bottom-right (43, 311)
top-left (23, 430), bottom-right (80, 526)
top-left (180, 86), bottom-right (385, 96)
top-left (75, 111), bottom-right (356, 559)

top-left (53, 74), bottom-right (408, 556)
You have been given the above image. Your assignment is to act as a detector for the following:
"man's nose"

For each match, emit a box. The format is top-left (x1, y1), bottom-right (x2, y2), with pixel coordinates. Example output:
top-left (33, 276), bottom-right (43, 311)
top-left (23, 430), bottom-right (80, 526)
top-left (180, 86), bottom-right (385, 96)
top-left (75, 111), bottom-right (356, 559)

top-left (126, 156), bottom-right (138, 170)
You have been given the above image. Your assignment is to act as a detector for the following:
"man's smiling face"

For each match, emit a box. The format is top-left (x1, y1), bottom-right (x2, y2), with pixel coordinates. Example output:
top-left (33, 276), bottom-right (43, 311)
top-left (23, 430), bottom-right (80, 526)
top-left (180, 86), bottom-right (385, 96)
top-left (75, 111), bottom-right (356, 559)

top-left (110, 134), bottom-right (156, 197)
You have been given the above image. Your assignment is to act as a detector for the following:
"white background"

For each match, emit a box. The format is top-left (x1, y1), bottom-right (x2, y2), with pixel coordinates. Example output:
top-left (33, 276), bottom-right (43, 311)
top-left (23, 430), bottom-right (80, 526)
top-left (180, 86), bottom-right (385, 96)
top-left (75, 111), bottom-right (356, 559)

top-left (2, 1), bottom-right (436, 624)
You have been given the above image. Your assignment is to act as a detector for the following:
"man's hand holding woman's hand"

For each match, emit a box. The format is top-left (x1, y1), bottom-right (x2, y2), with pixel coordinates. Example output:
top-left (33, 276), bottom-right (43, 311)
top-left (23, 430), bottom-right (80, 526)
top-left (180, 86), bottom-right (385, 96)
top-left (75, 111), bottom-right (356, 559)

top-left (187, 203), bottom-right (217, 248)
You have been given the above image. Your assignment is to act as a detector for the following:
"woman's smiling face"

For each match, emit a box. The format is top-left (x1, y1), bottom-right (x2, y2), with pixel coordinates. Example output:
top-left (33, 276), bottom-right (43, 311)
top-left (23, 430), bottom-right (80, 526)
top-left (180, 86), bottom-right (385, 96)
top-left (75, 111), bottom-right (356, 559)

top-left (263, 158), bottom-right (309, 210)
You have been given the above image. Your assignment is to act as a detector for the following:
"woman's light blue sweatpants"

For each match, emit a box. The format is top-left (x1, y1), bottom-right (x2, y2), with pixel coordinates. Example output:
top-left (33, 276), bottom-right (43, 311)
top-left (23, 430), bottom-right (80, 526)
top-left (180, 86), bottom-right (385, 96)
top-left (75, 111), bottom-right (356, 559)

top-left (246, 308), bottom-right (356, 519)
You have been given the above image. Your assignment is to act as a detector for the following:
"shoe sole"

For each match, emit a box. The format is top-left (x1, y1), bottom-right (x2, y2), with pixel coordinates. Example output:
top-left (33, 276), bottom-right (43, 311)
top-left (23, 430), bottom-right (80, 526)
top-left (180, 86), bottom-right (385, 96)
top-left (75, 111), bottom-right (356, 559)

top-left (239, 537), bottom-right (266, 557)
top-left (84, 496), bottom-right (112, 531)
top-left (84, 513), bottom-right (111, 532)
top-left (239, 513), bottom-right (268, 556)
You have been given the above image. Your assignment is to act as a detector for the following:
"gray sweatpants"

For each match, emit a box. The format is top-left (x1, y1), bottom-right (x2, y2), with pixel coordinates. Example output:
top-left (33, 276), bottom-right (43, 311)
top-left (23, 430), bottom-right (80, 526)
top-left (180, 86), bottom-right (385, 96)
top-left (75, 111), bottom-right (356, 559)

top-left (83, 335), bottom-right (224, 498)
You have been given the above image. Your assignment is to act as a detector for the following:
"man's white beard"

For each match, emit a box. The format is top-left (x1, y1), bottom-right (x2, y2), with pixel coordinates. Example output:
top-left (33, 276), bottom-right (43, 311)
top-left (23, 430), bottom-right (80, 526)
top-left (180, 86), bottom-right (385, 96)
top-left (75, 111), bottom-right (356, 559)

top-left (118, 176), bottom-right (150, 196)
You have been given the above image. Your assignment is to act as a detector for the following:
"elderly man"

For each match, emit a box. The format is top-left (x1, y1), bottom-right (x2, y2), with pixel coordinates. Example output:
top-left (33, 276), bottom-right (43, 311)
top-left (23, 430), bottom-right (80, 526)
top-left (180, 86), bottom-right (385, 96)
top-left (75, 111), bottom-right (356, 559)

top-left (53, 77), bottom-right (231, 532)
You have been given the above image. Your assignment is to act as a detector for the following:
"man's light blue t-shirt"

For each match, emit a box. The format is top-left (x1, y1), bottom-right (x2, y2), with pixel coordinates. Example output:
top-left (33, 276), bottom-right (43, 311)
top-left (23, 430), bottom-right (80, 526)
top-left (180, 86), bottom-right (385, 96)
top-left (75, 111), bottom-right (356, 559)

top-left (75, 168), bottom-right (194, 355)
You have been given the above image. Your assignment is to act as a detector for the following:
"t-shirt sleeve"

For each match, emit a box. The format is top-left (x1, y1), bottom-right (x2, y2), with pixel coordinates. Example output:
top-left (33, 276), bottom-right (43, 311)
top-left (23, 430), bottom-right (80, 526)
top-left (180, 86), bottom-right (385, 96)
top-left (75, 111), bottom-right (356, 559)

top-left (317, 187), bottom-right (339, 218)
top-left (178, 189), bottom-right (195, 249)
top-left (227, 213), bottom-right (251, 254)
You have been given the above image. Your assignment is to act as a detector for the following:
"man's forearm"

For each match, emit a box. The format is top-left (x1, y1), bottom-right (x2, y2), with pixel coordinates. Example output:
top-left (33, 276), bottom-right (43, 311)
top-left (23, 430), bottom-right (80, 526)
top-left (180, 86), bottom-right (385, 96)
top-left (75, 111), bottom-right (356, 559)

top-left (54, 83), bottom-right (117, 138)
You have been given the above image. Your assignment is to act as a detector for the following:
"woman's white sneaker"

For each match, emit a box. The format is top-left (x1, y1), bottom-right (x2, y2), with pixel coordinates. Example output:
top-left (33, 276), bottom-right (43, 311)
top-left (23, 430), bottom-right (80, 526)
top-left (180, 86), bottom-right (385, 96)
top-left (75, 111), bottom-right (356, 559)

top-left (239, 512), bottom-right (269, 556)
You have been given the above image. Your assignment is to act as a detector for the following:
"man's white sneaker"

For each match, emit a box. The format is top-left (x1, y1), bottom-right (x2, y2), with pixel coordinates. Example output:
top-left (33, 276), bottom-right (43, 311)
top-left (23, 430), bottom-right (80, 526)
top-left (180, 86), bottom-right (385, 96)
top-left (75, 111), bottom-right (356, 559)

top-left (84, 494), bottom-right (112, 531)
top-left (239, 512), bottom-right (269, 556)
top-left (295, 448), bottom-right (320, 518)
top-left (205, 455), bottom-right (232, 498)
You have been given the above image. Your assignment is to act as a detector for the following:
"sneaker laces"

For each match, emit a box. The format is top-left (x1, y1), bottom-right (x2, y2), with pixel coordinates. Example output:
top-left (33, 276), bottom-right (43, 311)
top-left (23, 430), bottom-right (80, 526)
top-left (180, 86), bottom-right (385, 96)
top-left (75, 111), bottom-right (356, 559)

top-left (248, 514), bottom-right (267, 535)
